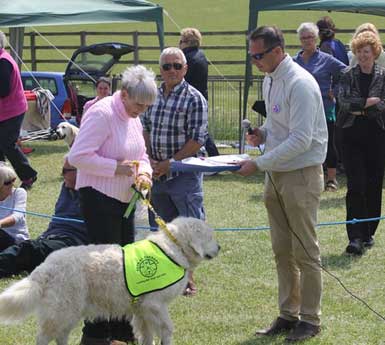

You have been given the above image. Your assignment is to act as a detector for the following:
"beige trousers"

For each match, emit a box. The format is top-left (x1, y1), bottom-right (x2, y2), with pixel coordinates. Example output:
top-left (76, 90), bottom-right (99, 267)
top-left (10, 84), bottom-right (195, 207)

top-left (263, 165), bottom-right (324, 326)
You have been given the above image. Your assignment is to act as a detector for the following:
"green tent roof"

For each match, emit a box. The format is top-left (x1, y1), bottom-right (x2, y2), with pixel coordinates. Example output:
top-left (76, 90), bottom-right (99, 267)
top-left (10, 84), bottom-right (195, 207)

top-left (249, 0), bottom-right (385, 16)
top-left (0, 0), bottom-right (164, 52)
top-left (0, 0), bottom-right (163, 27)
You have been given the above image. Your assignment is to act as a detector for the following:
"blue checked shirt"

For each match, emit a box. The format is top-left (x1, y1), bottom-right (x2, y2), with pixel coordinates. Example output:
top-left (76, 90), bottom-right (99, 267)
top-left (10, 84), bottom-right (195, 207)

top-left (142, 80), bottom-right (208, 179)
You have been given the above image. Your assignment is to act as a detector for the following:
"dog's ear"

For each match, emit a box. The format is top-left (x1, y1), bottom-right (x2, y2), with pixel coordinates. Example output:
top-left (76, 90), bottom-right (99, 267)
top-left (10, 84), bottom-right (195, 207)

top-left (188, 235), bottom-right (204, 258)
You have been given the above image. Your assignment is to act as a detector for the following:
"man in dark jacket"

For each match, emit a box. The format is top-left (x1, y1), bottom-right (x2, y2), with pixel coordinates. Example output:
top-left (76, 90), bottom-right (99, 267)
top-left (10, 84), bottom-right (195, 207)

top-left (179, 27), bottom-right (219, 157)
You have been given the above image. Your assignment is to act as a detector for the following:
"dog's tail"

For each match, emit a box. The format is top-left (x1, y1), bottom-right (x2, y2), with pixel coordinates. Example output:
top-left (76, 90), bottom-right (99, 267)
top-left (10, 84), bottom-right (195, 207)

top-left (0, 277), bottom-right (41, 324)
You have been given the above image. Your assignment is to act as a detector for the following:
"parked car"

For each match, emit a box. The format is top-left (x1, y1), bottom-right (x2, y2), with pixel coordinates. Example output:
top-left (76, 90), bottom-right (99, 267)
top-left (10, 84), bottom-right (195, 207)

top-left (21, 42), bottom-right (135, 128)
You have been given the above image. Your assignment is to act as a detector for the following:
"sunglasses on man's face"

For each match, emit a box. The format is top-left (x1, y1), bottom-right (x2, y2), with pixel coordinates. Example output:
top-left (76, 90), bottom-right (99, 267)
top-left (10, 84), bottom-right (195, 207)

top-left (249, 44), bottom-right (279, 61)
top-left (3, 178), bottom-right (16, 186)
top-left (162, 63), bottom-right (183, 71)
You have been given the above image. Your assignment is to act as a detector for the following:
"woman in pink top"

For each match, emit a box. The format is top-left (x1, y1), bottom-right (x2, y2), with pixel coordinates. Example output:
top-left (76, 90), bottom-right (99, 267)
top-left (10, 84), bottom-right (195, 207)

top-left (81, 77), bottom-right (111, 118)
top-left (68, 65), bottom-right (157, 345)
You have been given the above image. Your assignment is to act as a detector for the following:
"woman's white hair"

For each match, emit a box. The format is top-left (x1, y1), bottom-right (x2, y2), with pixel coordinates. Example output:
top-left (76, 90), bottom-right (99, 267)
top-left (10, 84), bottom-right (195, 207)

top-left (297, 22), bottom-right (319, 38)
top-left (159, 47), bottom-right (187, 66)
top-left (0, 31), bottom-right (7, 50)
top-left (121, 65), bottom-right (157, 105)
top-left (0, 162), bottom-right (17, 186)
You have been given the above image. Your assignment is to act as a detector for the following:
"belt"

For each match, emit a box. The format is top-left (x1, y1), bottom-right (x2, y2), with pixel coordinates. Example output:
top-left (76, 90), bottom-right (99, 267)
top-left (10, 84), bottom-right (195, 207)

top-left (350, 111), bottom-right (366, 116)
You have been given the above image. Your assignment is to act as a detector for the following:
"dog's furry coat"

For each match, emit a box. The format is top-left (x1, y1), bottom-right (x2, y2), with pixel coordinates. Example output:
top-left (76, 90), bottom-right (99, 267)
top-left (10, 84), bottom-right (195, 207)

top-left (55, 121), bottom-right (79, 148)
top-left (0, 217), bottom-right (219, 345)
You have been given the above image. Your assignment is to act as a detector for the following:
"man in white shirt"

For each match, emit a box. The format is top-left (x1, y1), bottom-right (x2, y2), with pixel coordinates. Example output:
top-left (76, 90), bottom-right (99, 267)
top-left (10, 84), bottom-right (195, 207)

top-left (237, 25), bottom-right (328, 343)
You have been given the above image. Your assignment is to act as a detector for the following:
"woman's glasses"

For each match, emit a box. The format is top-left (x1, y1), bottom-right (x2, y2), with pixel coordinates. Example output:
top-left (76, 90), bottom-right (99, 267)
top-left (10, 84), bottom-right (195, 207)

top-left (162, 63), bottom-right (183, 71)
top-left (3, 178), bottom-right (16, 186)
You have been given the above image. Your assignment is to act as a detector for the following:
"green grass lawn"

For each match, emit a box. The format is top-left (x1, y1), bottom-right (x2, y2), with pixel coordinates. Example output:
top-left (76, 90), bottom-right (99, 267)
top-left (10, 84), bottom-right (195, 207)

top-left (0, 141), bottom-right (385, 344)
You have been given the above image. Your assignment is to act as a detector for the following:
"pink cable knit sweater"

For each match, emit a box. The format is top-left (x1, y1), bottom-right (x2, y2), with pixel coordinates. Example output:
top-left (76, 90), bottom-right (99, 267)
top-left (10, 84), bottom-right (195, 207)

top-left (68, 91), bottom-right (152, 203)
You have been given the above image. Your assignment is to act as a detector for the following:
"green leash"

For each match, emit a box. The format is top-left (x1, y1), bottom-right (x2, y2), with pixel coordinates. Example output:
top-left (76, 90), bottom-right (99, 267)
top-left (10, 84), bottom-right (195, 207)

top-left (124, 186), bottom-right (141, 218)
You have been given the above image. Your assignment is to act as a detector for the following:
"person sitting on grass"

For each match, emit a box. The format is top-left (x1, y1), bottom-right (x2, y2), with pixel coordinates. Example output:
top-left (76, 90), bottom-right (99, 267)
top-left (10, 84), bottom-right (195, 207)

top-left (0, 162), bottom-right (29, 251)
top-left (0, 159), bottom-right (88, 278)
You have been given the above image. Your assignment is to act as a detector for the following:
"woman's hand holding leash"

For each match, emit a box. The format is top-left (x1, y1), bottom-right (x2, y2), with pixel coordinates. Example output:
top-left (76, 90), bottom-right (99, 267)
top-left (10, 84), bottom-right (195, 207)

top-left (115, 160), bottom-right (135, 176)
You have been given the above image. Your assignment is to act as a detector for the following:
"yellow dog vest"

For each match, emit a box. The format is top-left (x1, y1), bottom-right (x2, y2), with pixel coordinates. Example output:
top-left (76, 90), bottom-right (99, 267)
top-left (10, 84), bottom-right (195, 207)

top-left (122, 240), bottom-right (185, 297)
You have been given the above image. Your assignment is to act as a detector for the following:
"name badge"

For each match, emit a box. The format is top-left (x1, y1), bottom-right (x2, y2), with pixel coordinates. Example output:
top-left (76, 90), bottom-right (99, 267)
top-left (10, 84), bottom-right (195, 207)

top-left (272, 104), bottom-right (280, 113)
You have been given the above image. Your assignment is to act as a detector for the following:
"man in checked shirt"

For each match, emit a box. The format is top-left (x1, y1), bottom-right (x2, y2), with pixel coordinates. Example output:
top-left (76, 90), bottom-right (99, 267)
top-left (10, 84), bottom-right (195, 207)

top-left (142, 47), bottom-right (208, 296)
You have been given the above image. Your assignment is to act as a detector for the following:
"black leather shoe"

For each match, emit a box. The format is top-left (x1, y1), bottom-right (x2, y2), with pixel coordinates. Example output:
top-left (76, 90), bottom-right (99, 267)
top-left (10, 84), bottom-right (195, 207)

top-left (255, 317), bottom-right (298, 336)
top-left (346, 239), bottom-right (364, 255)
top-left (285, 321), bottom-right (320, 342)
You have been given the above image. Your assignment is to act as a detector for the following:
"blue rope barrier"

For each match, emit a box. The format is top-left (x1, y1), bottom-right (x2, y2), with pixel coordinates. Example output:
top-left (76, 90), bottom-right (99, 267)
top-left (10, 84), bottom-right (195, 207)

top-left (0, 205), bottom-right (84, 224)
top-left (2, 205), bottom-right (385, 232)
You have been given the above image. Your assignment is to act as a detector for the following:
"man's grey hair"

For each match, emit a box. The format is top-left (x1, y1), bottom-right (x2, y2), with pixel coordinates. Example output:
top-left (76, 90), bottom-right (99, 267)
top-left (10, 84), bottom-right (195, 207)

top-left (0, 162), bottom-right (17, 186)
top-left (297, 22), bottom-right (319, 38)
top-left (121, 65), bottom-right (157, 105)
top-left (0, 31), bottom-right (7, 50)
top-left (159, 47), bottom-right (187, 66)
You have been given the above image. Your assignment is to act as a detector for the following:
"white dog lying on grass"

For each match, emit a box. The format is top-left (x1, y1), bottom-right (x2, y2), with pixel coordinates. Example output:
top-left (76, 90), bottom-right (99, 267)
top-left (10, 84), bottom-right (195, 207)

top-left (0, 217), bottom-right (220, 345)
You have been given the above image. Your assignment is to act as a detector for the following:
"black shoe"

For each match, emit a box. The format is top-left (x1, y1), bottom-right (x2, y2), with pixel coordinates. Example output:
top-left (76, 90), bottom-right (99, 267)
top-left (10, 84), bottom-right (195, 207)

top-left (363, 237), bottom-right (374, 248)
top-left (346, 239), bottom-right (364, 256)
top-left (285, 321), bottom-right (320, 342)
top-left (255, 317), bottom-right (298, 336)
top-left (80, 335), bottom-right (112, 345)
top-left (20, 175), bottom-right (37, 190)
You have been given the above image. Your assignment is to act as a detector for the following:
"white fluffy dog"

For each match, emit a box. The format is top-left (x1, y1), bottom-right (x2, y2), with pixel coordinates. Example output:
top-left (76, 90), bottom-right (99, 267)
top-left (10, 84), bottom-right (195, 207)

top-left (0, 217), bottom-right (220, 345)
top-left (55, 121), bottom-right (79, 148)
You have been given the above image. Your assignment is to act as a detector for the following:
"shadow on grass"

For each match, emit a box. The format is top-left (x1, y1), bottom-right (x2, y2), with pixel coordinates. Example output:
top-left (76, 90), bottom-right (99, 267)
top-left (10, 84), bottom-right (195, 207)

top-left (238, 335), bottom-right (286, 345)
top-left (203, 172), bottom-right (265, 185)
top-left (319, 195), bottom-right (345, 210)
top-left (321, 252), bottom-right (362, 269)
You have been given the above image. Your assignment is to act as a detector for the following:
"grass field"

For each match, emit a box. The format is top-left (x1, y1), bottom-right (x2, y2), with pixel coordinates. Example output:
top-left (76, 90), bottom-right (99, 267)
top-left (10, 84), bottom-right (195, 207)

top-left (0, 141), bottom-right (385, 344)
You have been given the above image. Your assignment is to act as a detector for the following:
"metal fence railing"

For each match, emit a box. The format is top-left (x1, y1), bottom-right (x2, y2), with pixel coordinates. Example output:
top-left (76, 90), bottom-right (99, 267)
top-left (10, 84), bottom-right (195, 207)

top-left (207, 76), bottom-right (264, 149)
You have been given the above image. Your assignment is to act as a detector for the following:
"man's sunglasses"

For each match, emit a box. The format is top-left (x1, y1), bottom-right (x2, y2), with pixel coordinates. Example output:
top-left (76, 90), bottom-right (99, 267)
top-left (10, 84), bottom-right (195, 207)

top-left (3, 178), bottom-right (16, 186)
top-left (162, 63), bottom-right (183, 71)
top-left (249, 44), bottom-right (280, 61)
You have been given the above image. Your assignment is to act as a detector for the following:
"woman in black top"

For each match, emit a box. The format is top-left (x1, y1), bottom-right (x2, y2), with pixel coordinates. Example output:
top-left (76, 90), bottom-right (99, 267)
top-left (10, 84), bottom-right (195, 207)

top-left (337, 31), bottom-right (385, 255)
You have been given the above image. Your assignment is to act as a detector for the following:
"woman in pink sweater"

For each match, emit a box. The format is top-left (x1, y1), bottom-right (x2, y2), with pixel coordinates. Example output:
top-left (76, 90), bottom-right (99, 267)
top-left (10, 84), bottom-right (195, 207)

top-left (68, 65), bottom-right (157, 345)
